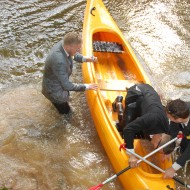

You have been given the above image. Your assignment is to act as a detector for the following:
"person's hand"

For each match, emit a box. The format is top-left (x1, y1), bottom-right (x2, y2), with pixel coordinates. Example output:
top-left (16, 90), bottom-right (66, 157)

top-left (129, 154), bottom-right (139, 168)
top-left (92, 56), bottom-right (98, 62)
top-left (85, 83), bottom-right (99, 90)
top-left (86, 56), bottom-right (98, 62)
top-left (163, 167), bottom-right (176, 179)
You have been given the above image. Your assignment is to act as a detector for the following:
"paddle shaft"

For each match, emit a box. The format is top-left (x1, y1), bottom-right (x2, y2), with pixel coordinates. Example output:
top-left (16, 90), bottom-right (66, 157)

top-left (127, 150), bottom-right (190, 189)
top-left (101, 137), bottom-right (177, 185)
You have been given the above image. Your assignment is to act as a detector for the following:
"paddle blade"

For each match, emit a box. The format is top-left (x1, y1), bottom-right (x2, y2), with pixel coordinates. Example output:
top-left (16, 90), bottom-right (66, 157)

top-left (88, 184), bottom-right (103, 190)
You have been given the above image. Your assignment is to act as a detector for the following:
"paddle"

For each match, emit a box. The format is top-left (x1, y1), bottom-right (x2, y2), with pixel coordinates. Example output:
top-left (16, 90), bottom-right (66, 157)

top-left (88, 137), bottom-right (178, 190)
top-left (127, 150), bottom-right (190, 189)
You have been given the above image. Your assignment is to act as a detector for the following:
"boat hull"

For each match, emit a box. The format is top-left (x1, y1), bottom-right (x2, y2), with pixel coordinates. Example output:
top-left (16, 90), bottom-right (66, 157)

top-left (82, 0), bottom-right (175, 189)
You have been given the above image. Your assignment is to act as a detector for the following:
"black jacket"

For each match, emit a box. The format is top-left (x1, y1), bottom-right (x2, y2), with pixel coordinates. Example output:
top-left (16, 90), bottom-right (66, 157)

top-left (123, 84), bottom-right (169, 149)
top-left (169, 106), bottom-right (190, 167)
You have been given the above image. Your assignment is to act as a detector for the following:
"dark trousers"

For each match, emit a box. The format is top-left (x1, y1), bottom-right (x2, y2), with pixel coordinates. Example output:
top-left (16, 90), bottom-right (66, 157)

top-left (52, 102), bottom-right (70, 114)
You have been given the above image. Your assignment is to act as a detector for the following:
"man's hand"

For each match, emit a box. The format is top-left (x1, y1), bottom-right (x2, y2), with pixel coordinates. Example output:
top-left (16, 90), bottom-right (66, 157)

top-left (129, 154), bottom-right (139, 168)
top-left (85, 83), bottom-right (99, 90)
top-left (86, 56), bottom-right (98, 62)
top-left (163, 167), bottom-right (176, 179)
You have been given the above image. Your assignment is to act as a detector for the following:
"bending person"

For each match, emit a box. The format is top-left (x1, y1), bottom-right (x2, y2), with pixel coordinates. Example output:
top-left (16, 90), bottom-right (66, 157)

top-left (122, 84), bottom-right (175, 168)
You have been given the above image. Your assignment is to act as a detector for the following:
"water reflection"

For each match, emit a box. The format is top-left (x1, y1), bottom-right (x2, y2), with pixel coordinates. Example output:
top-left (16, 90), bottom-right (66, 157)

top-left (0, 0), bottom-right (189, 189)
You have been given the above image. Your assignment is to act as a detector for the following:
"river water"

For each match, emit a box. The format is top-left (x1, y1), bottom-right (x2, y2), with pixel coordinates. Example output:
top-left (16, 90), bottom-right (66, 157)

top-left (0, 0), bottom-right (189, 189)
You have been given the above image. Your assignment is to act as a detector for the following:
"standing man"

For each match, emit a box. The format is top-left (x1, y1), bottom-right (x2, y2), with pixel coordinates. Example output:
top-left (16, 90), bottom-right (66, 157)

top-left (42, 32), bottom-right (98, 114)
top-left (121, 84), bottom-right (174, 168)
top-left (164, 99), bottom-right (190, 178)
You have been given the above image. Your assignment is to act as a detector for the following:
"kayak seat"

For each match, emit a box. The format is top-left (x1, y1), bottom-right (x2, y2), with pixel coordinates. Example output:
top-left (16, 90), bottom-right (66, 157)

top-left (93, 41), bottom-right (123, 53)
top-left (98, 79), bottom-right (138, 91)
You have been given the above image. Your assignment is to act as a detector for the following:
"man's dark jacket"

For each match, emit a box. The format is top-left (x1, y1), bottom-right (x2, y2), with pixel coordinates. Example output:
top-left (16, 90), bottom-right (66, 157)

top-left (169, 102), bottom-right (190, 167)
top-left (123, 84), bottom-right (169, 149)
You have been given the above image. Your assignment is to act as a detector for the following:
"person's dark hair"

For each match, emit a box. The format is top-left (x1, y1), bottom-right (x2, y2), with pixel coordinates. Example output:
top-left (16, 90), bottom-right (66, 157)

top-left (166, 99), bottom-right (189, 119)
top-left (159, 134), bottom-right (176, 155)
top-left (63, 32), bottom-right (82, 46)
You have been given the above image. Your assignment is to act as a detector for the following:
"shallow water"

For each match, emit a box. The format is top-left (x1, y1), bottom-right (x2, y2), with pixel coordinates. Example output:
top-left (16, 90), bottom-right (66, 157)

top-left (0, 0), bottom-right (190, 189)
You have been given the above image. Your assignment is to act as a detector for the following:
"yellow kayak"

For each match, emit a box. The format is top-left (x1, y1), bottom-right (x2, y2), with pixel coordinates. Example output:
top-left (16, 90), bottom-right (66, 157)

top-left (82, 0), bottom-right (175, 189)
